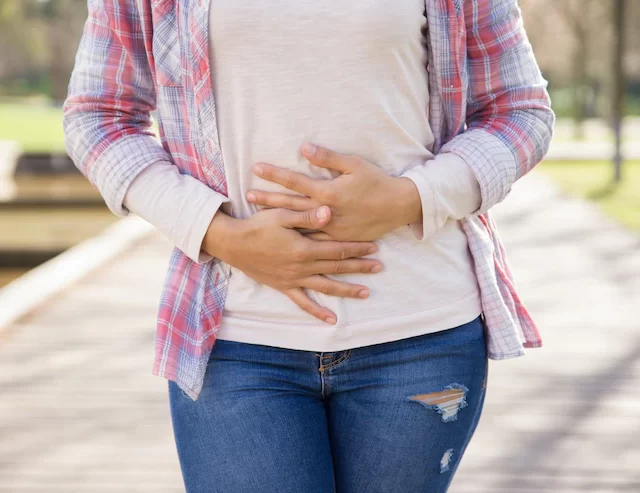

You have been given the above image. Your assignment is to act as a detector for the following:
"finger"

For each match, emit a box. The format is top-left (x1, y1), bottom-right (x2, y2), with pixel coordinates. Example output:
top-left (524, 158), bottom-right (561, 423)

top-left (246, 190), bottom-right (318, 211)
top-left (253, 163), bottom-right (319, 196)
top-left (304, 259), bottom-right (383, 276)
top-left (302, 275), bottom-right (371, 300)
top-left (285, 288), bottom-right (337, 324)
top-left (304, 231), bottom-right (334, 241)
top-left (280, 206), bottom-right (331, 229)
top-left (301, 143), bottom-right (356, 174)
top-left (307, 240), bottom-right (379, 261)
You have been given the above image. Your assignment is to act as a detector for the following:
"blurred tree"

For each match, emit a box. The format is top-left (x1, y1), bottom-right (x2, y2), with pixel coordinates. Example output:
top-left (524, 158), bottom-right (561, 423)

top-left (34, 0), bottom-right (88, 103)
top-left (1, 0), bottom-right (638, 111)
top-left (0, 0), bottom-right (86, 103)
top-left (520, 0), bottom-right (639, 121)
top-left (550, 0), bottom-right (610, 140)
top-left (612, 0), bottom-right (626, 182)
top-left (0, 0), bottom-right (45, 85)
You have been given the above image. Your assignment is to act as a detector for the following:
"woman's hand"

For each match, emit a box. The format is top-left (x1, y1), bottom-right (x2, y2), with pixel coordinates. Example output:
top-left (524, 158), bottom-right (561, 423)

top-left (202, 205), bottom-right (382, 324)
top-left (246, 143), bottom-right (423, 241)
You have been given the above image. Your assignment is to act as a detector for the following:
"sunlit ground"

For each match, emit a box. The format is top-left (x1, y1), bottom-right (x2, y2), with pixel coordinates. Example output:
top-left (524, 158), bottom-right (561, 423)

top-left (540, 160), bottom-right (640, 231)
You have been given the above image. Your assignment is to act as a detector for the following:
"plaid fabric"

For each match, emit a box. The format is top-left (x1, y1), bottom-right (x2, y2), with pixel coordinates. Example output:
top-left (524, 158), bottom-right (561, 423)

top-left (64, 0), bottom-right (554, 399)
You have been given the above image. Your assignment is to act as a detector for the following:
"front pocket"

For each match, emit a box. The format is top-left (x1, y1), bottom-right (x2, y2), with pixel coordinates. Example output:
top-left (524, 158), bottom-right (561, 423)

top-left (152, 1), bottom-right (183, 86)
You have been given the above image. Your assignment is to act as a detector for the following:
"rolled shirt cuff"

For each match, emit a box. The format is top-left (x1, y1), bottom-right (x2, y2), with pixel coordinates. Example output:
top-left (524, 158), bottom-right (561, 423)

top-left (124, 161), bottom-right (230, 264)
top-left (401, 152), bottom-right (482, 241)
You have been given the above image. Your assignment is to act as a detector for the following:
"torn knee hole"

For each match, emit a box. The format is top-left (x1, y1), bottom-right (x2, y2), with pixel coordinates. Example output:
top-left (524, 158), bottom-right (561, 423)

top-left (440, 448), bottom-right (454, 473)
top-left (407, 384), bottom-right (468, 422)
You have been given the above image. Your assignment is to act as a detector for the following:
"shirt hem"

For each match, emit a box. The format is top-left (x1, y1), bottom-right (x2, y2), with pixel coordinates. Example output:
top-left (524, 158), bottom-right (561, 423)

top-left (216, 290), bottom-right (483, 352)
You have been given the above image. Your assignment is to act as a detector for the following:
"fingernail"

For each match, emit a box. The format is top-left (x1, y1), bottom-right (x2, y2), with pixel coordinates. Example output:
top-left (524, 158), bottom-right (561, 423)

top-left (368, 246), bottom-right (378, 254)
top-left (246, 192), bottom-right (257, 202)
top-left (303, 143), bottom-right (317, 156)
top-left (371, 264), bottom-right (382, 273)
top-left (359, 289), bottom-right (370, 298)
top-left (325, 316), bottom-right (337, 325)
top-left (254, 164), bottom-right (264, 176)
top-left (316, 207), bottom-right (329, 221)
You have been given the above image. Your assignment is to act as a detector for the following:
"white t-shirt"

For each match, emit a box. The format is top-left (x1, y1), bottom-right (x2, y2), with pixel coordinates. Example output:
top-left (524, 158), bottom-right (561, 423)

top-left (124, 0), bottom-right (483, 352)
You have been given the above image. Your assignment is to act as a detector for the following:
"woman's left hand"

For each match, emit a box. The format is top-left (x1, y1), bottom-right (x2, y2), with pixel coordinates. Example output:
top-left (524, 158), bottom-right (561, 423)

top-left (247, 143), bottom-right (423, 242)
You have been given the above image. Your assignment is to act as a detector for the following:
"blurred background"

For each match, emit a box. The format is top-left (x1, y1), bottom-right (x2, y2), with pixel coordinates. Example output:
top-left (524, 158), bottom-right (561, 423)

top-left (0, 1), bottom-right (638, 492)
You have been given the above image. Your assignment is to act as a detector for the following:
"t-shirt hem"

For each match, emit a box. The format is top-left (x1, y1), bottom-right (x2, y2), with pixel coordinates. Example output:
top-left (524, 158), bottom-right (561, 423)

top-left (216, 290), bottom-right (482, 352)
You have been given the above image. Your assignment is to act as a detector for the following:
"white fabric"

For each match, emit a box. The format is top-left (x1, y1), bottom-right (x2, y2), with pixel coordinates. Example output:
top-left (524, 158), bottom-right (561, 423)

top-left (208, 0), bottom-right (481, 349)
top-left (402, 152), bottom-right (482, 240)
top-left (124, 161), bottom-right (229, 263)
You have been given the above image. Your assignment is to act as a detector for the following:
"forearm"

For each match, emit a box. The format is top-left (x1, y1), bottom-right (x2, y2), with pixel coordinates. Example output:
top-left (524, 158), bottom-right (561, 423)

top-left (200, 210), bottom-right (244, 264)
top-left (389, 177), bottom-right (423, 227)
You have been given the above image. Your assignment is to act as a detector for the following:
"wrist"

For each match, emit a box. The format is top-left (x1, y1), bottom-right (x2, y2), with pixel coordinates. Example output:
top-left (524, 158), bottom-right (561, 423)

top-left (201, 211), bottom-right (244, 263)
top-left (389, 177), bottom-right (423, 227)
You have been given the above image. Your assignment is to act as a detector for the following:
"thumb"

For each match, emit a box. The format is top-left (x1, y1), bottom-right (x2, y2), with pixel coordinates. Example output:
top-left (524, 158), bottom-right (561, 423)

top-left (281, 206), bottom-right (331, 229)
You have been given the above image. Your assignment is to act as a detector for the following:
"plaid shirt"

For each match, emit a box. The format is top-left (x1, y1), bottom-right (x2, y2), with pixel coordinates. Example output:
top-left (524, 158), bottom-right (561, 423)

top-left (64, 0), bottom-right (554, 399)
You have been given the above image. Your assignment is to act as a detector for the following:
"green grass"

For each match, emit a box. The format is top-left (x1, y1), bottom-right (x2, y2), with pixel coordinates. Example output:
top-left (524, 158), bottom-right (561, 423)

top-left (0, 102), bottom-right (65, 153)
top-left (0, 101), bottom-right (160, 153)
top-left (540, 160), bottom-right (640, 231)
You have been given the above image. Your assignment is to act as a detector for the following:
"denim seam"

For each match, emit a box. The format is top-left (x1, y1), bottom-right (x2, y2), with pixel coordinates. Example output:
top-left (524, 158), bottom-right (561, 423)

top-left (321, 349), bottom-right (352, 370)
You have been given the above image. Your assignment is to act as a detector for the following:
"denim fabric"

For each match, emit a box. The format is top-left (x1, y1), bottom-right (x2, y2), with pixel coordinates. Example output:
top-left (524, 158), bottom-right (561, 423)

top-left (169, 316), bottom-right (488, 492)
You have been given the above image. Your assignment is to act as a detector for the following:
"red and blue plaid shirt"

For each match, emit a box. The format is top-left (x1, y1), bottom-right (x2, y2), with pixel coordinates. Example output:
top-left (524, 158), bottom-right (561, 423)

top-left (64, 0), bottom-right (554, 399)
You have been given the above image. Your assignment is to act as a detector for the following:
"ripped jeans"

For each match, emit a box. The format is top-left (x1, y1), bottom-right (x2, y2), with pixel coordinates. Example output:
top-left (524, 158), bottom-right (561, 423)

top-left (169, 316), bottom-right (488, 493)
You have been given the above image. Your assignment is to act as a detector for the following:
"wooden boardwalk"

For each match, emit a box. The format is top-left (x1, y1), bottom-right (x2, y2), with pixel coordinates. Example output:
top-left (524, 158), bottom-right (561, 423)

top-left (1, 170), bottom-right (639, 492)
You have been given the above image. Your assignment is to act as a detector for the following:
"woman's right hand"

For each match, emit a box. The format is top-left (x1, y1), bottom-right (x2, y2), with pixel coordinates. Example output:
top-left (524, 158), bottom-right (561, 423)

top-left (202, 206), bottom-right (382, 324)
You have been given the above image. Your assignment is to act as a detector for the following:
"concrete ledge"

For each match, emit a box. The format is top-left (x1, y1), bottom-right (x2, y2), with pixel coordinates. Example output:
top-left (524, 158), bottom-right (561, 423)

top-left (15, 153), bottom-right (78, 175)
top-left (0, 216), bottom-right (155, 332)
top-left (0, 140), bottom-right (22, 202)
top-left (0, 140), bottom-right (21, 179)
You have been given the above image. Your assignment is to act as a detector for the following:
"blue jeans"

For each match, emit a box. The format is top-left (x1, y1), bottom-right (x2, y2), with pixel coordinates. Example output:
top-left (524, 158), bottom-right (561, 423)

top-left (169, 316), bottom-right (488, 493)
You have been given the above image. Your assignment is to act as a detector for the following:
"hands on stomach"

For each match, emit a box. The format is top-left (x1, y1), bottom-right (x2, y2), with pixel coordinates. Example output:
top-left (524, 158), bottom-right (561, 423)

top-left (203, 143), bottom-right (423, 324)
top-left (202, 205), bottom-right (382, 325)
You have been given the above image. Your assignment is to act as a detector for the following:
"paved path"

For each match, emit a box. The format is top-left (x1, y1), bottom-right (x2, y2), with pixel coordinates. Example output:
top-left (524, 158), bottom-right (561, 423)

top-left (452, 172), bottom-right (640, 492)
top-left (546, 140), bottom-right (640, 161)
top-left (1, 169), bottom-right (639, 492)
top-left (552, 118), bottom-right (640, 144)
top-left (546, 118), bottom-right (640, 160)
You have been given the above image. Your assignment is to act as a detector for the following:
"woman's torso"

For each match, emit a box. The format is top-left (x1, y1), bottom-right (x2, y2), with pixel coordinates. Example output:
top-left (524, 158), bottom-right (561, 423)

top-left (209, 0), bottom-right (481, 350)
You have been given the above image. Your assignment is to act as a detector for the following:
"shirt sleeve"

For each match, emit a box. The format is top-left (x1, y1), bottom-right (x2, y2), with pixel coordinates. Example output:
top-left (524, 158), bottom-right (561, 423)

top-left (437, 0), bottom-right (554, 214)
top-left (63, 0), bottom-right (170, 217)
top-left (400, 153), bottom-right (482, 241)
top-left (123, 161), bottom-right (230, 264)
